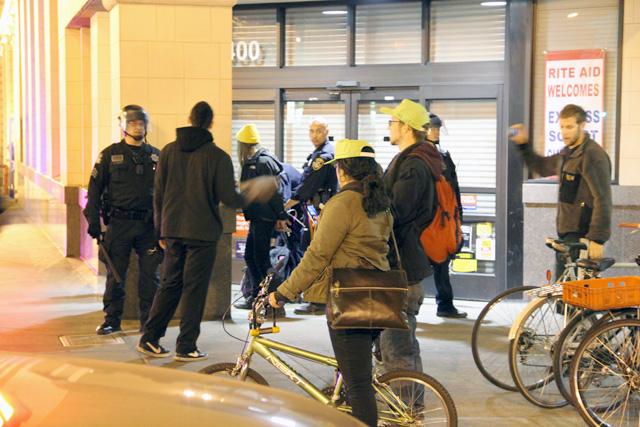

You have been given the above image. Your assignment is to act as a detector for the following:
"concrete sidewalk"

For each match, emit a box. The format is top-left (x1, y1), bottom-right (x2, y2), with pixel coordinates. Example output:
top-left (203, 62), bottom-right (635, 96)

top-left (0, 205), bottom-right (585, 426)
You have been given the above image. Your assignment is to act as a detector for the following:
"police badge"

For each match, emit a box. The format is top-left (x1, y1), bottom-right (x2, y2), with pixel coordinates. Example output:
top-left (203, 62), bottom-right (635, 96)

top-left (312, 158), bottom-right (325, 171)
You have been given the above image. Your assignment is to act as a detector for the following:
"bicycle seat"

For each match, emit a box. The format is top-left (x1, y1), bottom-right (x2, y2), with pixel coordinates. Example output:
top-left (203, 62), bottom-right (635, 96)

top-left (575, 258), bottom-right (616, 273)
top-left (548, 239), bottom-right (587, 253)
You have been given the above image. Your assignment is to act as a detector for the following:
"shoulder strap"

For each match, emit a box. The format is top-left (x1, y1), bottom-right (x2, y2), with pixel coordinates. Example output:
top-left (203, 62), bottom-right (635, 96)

top-left (387, 210), bottom-right (403, 271)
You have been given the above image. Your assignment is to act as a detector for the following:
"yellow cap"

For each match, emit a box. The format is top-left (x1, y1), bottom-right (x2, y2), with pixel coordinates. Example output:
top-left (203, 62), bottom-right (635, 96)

top-left (326, 139), bottom-right (375, 164)
top-left (236, 124), bottom-right (260, 144)
top-left (380, 99), bottom-right (430, 131)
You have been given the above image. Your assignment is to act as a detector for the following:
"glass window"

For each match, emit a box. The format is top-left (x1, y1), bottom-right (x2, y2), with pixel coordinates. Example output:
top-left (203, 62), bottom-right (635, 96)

top-left (233, 10), bottom-right (278, 68)
top-left (283, 101), bottom-right (345, 171)
top-left (355, 2), bottom-right (422, 65)
top-left (285, 6), bottom-right (348, 66)
top-left (430, 0), bottom-right (505, 62)
top-left (232, 103), bottom-right (276, 180)
top-left (531, 0), bottom-right (619, 176)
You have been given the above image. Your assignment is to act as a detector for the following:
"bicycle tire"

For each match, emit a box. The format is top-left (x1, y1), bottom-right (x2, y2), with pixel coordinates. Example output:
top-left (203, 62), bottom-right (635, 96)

top-left (375, 370), bottom-right (458, 427)
top-left (509, 294), bottom-right (579, 408)
top-left (553, 308), bottom-right (636, 405)
top-left (199, 362), bottom-right (270, 386)
top-left (471, 285), bottom-right (537, 391)
top-left (569, 318), bottom-right (640, 427)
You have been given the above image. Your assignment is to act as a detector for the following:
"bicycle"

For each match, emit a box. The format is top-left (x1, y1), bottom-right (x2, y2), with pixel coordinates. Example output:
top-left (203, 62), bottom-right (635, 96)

top-left (471, 238), bottom-right (584, 392)
top-left (199, 267), bottom-right (458, 426)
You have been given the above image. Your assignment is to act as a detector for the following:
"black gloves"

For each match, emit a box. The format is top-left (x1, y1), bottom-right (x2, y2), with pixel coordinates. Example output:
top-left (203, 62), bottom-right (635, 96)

top-left (88, 221), bottom-right (102, 239)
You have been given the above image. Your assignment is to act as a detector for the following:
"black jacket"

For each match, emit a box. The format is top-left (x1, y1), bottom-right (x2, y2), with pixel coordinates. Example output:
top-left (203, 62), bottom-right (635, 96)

top-left (240, 148), bottom-right (287, 221)
top-left (293, 141), bottom-right (338, 204)
top-left (384, 141), bottom-right (443, 281)
top-left (154, 126), bottom-right (245, 242)
top-left (84, 139), bottom-right (160, 226)
top-left (517, 134), bottom-right (612, 243)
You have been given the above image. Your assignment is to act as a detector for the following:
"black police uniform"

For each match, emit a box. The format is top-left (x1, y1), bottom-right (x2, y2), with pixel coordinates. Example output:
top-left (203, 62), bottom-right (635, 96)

top-left (290, 140), bottom-right (337, 314)
top-left (84, 139), bottom-right (162, 331)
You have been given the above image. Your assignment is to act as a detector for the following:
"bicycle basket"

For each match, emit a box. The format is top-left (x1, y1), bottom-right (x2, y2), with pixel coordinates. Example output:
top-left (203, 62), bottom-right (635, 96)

top-left (562, 276), bottom-right (640, 310)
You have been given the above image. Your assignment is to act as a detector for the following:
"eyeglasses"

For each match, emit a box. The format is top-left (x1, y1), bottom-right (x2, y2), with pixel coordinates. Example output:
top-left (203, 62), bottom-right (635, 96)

top-left (388, 120), bottom-right (401, 126)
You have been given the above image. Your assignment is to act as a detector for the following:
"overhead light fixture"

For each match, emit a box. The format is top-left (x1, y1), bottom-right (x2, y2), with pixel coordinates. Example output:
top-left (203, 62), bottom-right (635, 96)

top-left (567, 12), bottom-right (579, 18)
top-left (322, 10), bottom-right (347, 15)
top-left (481, 2), bottom-right (507, 6)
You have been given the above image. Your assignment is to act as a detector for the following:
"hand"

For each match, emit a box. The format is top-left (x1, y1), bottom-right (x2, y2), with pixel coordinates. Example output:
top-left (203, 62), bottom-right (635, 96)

top-left (508, 124), bottom-right (529, 145)
top-left (275, 219), bottom-right (291, 232)
top-left (589, 241), bottom-right (603, 259)
top-left (240, 176), bottom-right (277, 203)
top-left (158, 239), bottom-right (166, 250)
top-left (88, 221), bottom-right (102, 239)
top-left (268, 292), bottom-right (281, 308)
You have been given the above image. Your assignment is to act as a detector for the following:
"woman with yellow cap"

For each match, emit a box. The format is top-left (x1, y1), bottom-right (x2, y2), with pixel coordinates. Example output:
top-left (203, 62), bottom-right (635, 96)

top-left (269, 139), bottom-right (392, 427)
top-left (235, 124), bottom-right (289, 312)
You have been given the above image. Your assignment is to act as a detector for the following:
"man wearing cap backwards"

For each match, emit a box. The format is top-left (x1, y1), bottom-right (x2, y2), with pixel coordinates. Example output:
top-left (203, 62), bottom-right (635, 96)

top-left (84, 104), bottom-right (162, 336)
top-left (284, 116), bottom-right (338, 315)
top-left (426, 113), bottom-right (467, 319)
top-left (379, 99), bottom-right (444, 374)
top-left (233, 124), bottom-right (289, 312)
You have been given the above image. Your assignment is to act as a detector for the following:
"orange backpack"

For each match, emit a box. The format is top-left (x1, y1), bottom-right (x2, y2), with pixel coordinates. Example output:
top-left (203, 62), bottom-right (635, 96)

top-left (420, 175), bottom-right (463, 263)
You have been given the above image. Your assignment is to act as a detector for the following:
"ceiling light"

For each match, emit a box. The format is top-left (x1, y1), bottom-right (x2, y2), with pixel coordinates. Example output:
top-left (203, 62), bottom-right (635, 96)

top-left (322, 10), bottom-right (347, 15)
top-left (567, 12), bottom-right (579, 18)
top-left (481, 2), bottom-right (507, 6)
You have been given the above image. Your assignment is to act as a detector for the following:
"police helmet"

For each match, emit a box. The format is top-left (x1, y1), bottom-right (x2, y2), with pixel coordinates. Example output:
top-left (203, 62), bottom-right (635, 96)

top-left (119, 105), bottom-right (150, 140)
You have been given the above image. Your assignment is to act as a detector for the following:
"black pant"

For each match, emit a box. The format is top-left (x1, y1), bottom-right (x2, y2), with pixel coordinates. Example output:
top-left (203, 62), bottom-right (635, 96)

top-left (244, 219), bottom-right (276, 298)
top-left (102, 217), bottom-right (161, 327)
top-left (433, 259), bottom-right (454, 311)
top-left (328, 324), bottom-right (380, 427)
top-left (141, 238), bottom-right (217, 354)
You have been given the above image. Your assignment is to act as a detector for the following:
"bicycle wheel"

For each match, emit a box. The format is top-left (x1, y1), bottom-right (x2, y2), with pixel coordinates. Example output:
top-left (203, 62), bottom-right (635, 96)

top-left (199, 362), bottom-right (269, 386)
top-left (471, 285), bottom-right (537, 391)
top-left (570, 318), bottom-right (640, 427)
top-left (553, 309), bottom-right (637, 405)
top-left (509, 294), bottom-right (581, 408)
top-left (375, 370), bottom-right (458, 426)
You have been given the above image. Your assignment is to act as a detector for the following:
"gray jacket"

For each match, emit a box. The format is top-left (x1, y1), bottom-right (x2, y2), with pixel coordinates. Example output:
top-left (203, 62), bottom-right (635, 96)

top-left (517, 134), bottom-right (612, 243)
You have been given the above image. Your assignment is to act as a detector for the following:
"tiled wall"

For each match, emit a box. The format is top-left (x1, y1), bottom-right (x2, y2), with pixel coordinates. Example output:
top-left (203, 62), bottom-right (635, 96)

top-left (110, 3), bottom-right (233, 151)
top-left (620, 0), bottom-right (640, 185)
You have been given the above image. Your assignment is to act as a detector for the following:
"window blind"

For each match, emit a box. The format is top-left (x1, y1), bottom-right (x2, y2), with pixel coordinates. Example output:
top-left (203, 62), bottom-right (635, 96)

top-left (233, 9), bottom-right (278, 68)
top-left (430, 0), bottom-right (505, 62)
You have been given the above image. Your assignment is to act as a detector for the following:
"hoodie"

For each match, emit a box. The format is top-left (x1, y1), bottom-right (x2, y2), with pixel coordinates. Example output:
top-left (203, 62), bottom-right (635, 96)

top-left (154, 126), bottom-right (245, 242)
top-left (384, 141), bottom-right (444, 281)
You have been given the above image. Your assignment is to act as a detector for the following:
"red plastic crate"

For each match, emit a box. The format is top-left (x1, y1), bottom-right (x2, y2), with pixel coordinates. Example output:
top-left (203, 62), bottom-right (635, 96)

top-left (563, 276), bottom-right (640, 310)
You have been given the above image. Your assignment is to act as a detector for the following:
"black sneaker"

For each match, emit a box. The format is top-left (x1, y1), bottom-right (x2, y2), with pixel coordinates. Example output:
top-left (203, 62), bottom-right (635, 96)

top-left (136, 341), bottom-right (171, 358)
top-left (96, 323), bottom-right (122, 335)
top-left (293, 303), bottom-right (325, 315)
top-left (174, 349), bottom-right (208, 362)
top-left (436, 308), bottom-right (468, 319)
top-left (233, 297), bottom-right (254, 310)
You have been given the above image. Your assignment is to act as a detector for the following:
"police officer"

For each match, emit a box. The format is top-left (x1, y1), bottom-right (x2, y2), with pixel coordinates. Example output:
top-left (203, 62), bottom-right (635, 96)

top-left (426, 113), bottom-right (467, 319)
top-left (84, 105), bottom-right (162, 335)
top-left (284, 116), bottom-right (338, 315)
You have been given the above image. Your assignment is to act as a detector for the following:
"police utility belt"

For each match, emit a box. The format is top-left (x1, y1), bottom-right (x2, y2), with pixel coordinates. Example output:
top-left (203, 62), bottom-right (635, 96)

top-left (111, 208), bottom-right (150, 221)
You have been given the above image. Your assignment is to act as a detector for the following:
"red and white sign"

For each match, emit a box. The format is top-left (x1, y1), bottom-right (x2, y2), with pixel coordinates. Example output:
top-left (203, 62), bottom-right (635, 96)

top-left (461, 194), bottom-right (477, 211)
top-left (544, 49), bottom-right (605, 156)
top-left (233, 213), bottom-right (249, 237)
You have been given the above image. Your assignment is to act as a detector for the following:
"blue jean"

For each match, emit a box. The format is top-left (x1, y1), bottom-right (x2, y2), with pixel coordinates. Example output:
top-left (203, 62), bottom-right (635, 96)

top-left (380, 282), bottom-right (424, 373)
top-left (328, 324), bottom-right (380, 427)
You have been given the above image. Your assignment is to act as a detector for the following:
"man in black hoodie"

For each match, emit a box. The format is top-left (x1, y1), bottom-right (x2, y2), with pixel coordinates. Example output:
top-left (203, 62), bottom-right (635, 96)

top-left (137, 102), bottom-right (276, 362)
top-left (379, 99), bottom-right (443, 374)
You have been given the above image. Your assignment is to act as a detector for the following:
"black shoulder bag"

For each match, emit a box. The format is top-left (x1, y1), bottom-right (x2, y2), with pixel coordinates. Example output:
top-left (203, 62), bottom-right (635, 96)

top-left (327, 212), bottom-right (409, 330)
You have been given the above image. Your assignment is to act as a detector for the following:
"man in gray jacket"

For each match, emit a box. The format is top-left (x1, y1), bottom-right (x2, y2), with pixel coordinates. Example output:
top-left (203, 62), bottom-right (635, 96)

top-left (510, 104), bottom-right (612, 279)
